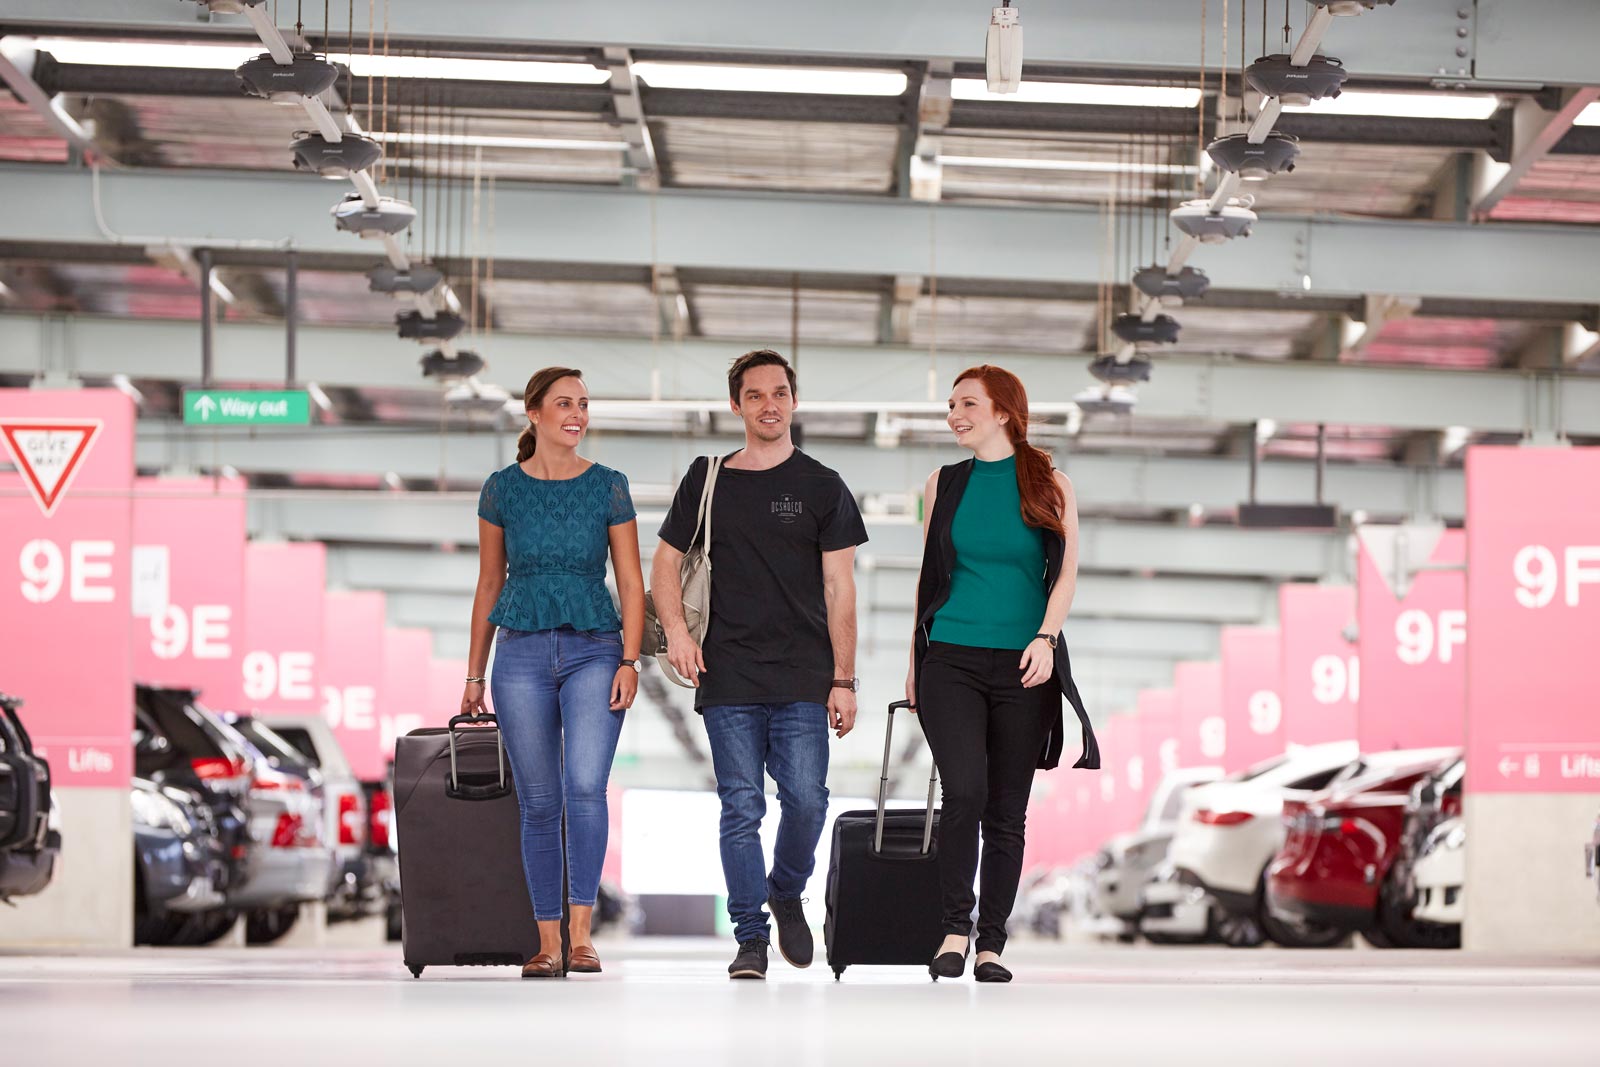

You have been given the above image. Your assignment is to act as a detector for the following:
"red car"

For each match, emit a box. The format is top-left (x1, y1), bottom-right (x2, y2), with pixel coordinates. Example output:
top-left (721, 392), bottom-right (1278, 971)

top-left (1266, 748), bottom-right (1459, 948)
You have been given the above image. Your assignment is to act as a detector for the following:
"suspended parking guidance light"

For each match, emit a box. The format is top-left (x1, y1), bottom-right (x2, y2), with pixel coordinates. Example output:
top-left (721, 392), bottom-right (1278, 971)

top-left (1134, 265), bottom-right (1210, 305)
top-left (1315, 0), bottom-right (1396, 14)
top-left (368, 264), bottom-right (444, 294)
top-left (1111, 313), bottom-right (1181, 346)
top-left (331, 193), bottom-right (416, 237)
top-left (237, 52), bottom-right (339, 104)
top-left (396, 310), bottom-right (465, 342)
top-left (1074, 384), bottom-right (1136, 416)
top-left (292, 132), bottom-right (382, 178)
top-left (1171, 197), bottom-right (1257, 243)
top-left (1207, 131), bottom-right (1300, 181)
top-left (1246, 54), bottom-right (1347, 106)
top-left (420, 349), bottom-right (485, 379)
top-left (1089, 354), bottom-right (1153, 384)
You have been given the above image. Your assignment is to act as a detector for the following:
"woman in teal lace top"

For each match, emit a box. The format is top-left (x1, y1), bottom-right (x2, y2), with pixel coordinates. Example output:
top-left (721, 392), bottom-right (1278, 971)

top-left (463, 366), bottom-right (644, 979)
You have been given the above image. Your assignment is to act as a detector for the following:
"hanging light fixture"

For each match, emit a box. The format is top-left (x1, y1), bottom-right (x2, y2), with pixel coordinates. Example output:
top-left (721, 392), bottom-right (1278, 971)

top-left (420, 349), bottom-right (485, 379)
top-left (368, 264), bottom-right (445, 294)
top-left (236, 51), bottom-right (339, 104)
top-left (291, 132), bottom-right (383, 178)
top-left (1111, 313), bottom-right (1182, 345)
top-left (1170, 197), bottom-right (1258, 243)
top-left (1246, 54), bottom-right (1347, 106)
top-left (1315, 0), bottom-right (1396, 15)
top-left (1088, 355), bottom-right (1153, 384)
top-left (1133, 265), bottom-right (1211, 306)
top-left (331, 193), bottom-right (416, 237)
top-left (396, 310), bottom-right (466, 341)
top-left (1206, 130), bottom-right (1301, 181)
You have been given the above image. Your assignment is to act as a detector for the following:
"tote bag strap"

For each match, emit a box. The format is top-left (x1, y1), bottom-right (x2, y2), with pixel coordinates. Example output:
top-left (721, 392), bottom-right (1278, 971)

top-left (693, 455), bottom-right (721, 556)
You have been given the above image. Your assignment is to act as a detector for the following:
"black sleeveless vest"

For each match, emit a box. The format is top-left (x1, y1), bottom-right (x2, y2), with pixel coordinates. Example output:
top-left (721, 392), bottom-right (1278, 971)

top-left (913, 458), bottom-right (1100, 771)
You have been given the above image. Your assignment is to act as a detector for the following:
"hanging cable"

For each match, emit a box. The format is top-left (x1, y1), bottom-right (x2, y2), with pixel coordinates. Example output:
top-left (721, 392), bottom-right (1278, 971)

top-left (1197, 0), bottom-right (1208, 196)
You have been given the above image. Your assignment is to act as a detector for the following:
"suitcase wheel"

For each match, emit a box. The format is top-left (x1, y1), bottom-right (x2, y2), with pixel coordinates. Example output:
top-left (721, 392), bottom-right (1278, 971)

top-left (832, 966), bottom-right (845, 981)
top-left (407, 963), bottom-right (424, 979)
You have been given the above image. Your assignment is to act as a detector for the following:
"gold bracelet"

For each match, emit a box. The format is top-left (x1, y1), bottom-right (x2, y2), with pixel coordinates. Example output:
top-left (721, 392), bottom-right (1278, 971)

top-left (465, 676), bottom-right (486, 684)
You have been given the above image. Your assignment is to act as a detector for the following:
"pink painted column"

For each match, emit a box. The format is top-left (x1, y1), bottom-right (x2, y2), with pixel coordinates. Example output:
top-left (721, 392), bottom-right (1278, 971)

top-left (1175, 661), bottom-right (1226, 770)
top-left (240, 542), bottom-right (325, 718)
top-left (1278, 583), bottom-right (1359, 746)
top-left (1220, 627), bottom-right (1285, 770)
top-left (321, 591), bottom-right (386, 782)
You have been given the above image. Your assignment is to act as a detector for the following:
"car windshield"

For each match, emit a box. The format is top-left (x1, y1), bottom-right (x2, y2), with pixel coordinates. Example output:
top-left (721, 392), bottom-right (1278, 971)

top-left (1224, 754), bottom-right (1289, 784)
top-left (1156, 785), bottom-right (1191, 823)
top-left (271, 726), bottom-right (322, 768)
top-left (235, 719), bottom-right (314, 774)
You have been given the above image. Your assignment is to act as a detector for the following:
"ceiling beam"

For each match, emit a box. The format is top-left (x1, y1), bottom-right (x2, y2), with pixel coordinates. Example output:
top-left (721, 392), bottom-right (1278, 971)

top-left (8, 315), bottom-right (1596, 437)
top-left (1471, 87), bottom-right (1600, 218)
top-left (132, 424), bottom-right (1461, 521)
top-left (9, 0), bottom-right (1597, 88)
top-left (9, 163), bottom-right (1600, 307)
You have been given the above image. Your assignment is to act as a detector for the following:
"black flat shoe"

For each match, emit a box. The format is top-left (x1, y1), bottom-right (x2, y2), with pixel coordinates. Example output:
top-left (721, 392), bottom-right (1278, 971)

top-left (928, 948), bottom-right (969, 981)
top-left (973, 960), bottom-right (1013, 984)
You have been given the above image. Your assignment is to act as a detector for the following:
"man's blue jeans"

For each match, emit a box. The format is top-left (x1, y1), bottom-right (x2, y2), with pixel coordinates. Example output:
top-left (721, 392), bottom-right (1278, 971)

top-left (702, 702), bottom-right (831, 945)
top-left (490, 627), bottom-right (626, 922)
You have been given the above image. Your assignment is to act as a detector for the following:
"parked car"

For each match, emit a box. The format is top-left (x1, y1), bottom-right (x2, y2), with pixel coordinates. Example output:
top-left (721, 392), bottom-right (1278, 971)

top-left (1092, 766), bottom-right (1223, 939)
top-left (1137, 859), bottom-right (1221, 945)
top-left (1587, 808), bottom-right (1599, 904)
top-left (1167, 742), bottom-right (1358, 948)
top-left (1411, 815), bottom-right (1465, 928)
top-left (1266, 747), bottom-right (1460, 949)
top-left (134, 685), bottom-right (255, 944)
top-left (257, 714), bottom-right (393, 927)
top-left (217, 713), bottom-right (335, 945)
top-left (0, 693), bottom-right (59, 902)
top-left (132, 778), bottom-right (229, 944)
top-left (1393, 757), bottom-right (1464, 937)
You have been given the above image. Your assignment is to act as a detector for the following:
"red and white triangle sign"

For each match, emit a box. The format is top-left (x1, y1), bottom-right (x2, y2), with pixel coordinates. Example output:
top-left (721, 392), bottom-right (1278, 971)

top-left (0, 419), bottom-right (103, 518)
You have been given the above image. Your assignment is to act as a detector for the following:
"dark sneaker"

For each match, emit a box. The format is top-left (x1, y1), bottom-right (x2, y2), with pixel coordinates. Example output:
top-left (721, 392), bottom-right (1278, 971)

top-left (767, 896), bottom-right (814, 968)
top-left (728, 939), bottom-right (769, 980)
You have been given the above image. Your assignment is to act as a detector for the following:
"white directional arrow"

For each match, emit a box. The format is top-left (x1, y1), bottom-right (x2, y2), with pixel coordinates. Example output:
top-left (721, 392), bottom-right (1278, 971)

top-left (1497, 756), bottom-right (1518, 778)
top-left (193, 395), bottom-right (217, 421)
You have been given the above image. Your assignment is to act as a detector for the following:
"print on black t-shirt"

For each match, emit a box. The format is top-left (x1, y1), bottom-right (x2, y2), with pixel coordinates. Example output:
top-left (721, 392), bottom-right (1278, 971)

top-left (658, 450), bottom-right (868, 711)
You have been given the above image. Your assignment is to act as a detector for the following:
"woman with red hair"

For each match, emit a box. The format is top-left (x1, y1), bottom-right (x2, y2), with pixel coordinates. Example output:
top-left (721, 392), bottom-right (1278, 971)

top-left (907, 365), bottom-right (1099, 983)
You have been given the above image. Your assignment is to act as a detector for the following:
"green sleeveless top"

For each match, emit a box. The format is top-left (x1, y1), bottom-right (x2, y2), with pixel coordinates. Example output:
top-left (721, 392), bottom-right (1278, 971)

top-left (929, 453), bottom-right (1047, 651)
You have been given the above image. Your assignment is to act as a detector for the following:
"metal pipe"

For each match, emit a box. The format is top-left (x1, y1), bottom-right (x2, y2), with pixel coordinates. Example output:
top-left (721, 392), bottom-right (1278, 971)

top-left (285, 251), bottom-right (298, 386)
top-left (197, 247), bottom-right (213, 388)
top-left (1315, 423), bottom-right (1327, 504)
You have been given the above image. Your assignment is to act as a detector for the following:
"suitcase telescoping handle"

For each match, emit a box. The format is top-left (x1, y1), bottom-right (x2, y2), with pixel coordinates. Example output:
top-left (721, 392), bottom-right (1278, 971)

top-left (446, 712), bottom-right (506, 798)
top-left (873, 700), bottom-right (937, 857)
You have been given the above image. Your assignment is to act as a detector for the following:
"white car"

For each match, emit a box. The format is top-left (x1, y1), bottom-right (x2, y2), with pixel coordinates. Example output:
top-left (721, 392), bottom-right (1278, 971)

top-left (1137, 860), bottom-right (1214, 944)
top-left (1412, 815), bottom-right (1465, 926)
top-left (1167, 742), bottom-right (1359, 947)
top-left (1092, 766), bottom-right (1223, 935)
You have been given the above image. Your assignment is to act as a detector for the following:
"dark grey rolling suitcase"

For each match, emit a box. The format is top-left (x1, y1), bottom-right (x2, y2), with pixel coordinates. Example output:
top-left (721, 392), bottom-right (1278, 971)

top-left (394, 714), bottom-right (540, 978)
top-left (823, 699), bottom-right (943, 980)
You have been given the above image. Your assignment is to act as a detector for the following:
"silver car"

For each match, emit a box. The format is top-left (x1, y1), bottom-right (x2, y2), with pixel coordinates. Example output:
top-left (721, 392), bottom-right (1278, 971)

top-left (1092, 766), bottom-right (1223, 938)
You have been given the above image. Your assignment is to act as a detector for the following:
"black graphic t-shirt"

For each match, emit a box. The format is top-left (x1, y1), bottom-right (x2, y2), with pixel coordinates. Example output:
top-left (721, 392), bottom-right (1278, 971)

top-left (658, 449), bottom-right (868, 710)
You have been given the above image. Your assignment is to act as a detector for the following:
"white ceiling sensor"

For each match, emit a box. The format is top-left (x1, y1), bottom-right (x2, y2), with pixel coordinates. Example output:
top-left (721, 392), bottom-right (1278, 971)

top-left (951, 79), bottom-right (1202, 109)
top-left (630, 62), bottom-right (907, 96)
top-left (1282, 89), bottom-right (1500, 121)
top-left (985, 4), bottom-right (1023, 94)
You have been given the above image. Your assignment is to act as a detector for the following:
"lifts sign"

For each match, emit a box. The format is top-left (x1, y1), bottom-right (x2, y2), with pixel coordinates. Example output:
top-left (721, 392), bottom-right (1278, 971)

top-left (1466, 448), bottom-right (1600, 793)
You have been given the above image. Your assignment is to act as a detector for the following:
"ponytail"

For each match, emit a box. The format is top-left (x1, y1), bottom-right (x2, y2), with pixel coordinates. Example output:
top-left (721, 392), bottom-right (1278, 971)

top-left (516, 366), bottom-right (584, 463)
top-left (953, 364), bottom-right (1065, 537)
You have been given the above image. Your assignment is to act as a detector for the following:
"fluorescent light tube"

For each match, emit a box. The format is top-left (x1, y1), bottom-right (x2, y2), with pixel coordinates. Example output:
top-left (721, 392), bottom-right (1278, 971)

top-left (371, 131), bottom-right (629, 152)
top-left (951, 79), bottom-right (1201, 108)
top-left (30, 37), bottom-right (607, 84)
top-left (937, 155), bottom-right (1196, 175)
top-left (631, 62), bottom-right (907, 96)
top-left (1283, 89), bottom-right (1500, 121)
top-left (1575, 101), bottom-right (1600, 127)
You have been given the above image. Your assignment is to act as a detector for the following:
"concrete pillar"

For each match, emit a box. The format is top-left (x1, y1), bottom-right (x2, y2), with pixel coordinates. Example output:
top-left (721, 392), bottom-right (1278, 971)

top-left (0, 788), bottom-right (132, 948)
top-left (1463, 793), bottom-right (1600, 952)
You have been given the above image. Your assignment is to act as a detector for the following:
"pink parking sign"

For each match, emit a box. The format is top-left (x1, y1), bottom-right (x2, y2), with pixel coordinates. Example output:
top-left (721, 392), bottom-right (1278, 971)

top-left (132, 477), bottom-right (246, 704)
top-left (322, 591), bottom-right (386, 782)
top-left (428, 658), bottom-right (468, 730)
top-left (1175, 661), bottom-right (1226, 770)
top-left (1220, 627), bottom-right (1284, 770)
top-left (0, 390), bottom-right (134, 787)
top-left (1278, 584), bottom-right (1359, 746)
top-left (1138, 689), bottom-right (1180, 790)
top-left (1357, 528), bottom-right (1466, 752)
top-left (241, 542), bottom-right (324, 716)
top-left (1466, 447), bottom-right (1600, 793)
top-left (378, 627), bottom-right (433, 774)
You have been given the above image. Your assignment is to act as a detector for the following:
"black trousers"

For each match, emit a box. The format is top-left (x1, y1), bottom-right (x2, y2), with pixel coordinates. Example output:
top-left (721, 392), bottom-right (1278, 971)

top-left (917, 641), bottom-right (1056, 954)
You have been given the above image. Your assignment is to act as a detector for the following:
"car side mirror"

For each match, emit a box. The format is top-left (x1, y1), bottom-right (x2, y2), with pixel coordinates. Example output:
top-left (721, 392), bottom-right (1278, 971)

top-left (133, 730), bottom-right (171, 757)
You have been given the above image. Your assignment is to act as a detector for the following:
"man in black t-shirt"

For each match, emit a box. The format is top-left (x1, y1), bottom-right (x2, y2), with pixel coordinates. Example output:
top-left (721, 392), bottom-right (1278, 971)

top-left (651, 349), bottom-right (868, 980)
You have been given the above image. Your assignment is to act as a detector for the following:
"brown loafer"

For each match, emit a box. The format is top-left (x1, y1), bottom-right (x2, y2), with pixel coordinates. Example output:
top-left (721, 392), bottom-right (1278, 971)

top-left (568, 945), bottom-right (602, 974)
top-left (521, 951), bottom-right (566, 979)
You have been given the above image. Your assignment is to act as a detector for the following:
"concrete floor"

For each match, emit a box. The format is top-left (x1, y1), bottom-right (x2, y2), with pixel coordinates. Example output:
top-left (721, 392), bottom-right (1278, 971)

top-left (3, 933), bottom-right (1598, 1065)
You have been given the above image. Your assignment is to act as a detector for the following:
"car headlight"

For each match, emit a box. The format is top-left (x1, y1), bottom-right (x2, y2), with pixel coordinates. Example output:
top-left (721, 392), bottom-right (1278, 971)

top-left (1094, 849), bottom-right (1114, 871)
top-left (131, 788), bottom-right (192, 837)
top-left (1443, 824), bottom-right (1466, 851)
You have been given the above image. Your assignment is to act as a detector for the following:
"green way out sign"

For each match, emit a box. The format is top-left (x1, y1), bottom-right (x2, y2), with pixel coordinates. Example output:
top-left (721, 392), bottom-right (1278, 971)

top-left (182, 389), bottom-right (311, 426)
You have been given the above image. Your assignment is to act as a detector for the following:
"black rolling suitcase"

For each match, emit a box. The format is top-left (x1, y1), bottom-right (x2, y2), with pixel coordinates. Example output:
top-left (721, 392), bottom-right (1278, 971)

top-left (823, 699), bottom-right (943, 980)
top-left (394, 714), bottom-right (541, 978)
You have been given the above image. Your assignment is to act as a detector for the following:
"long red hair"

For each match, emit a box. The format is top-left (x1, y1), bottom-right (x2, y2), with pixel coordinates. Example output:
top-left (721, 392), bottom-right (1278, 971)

top-left (953, 365), bottom-right (1065, 537)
